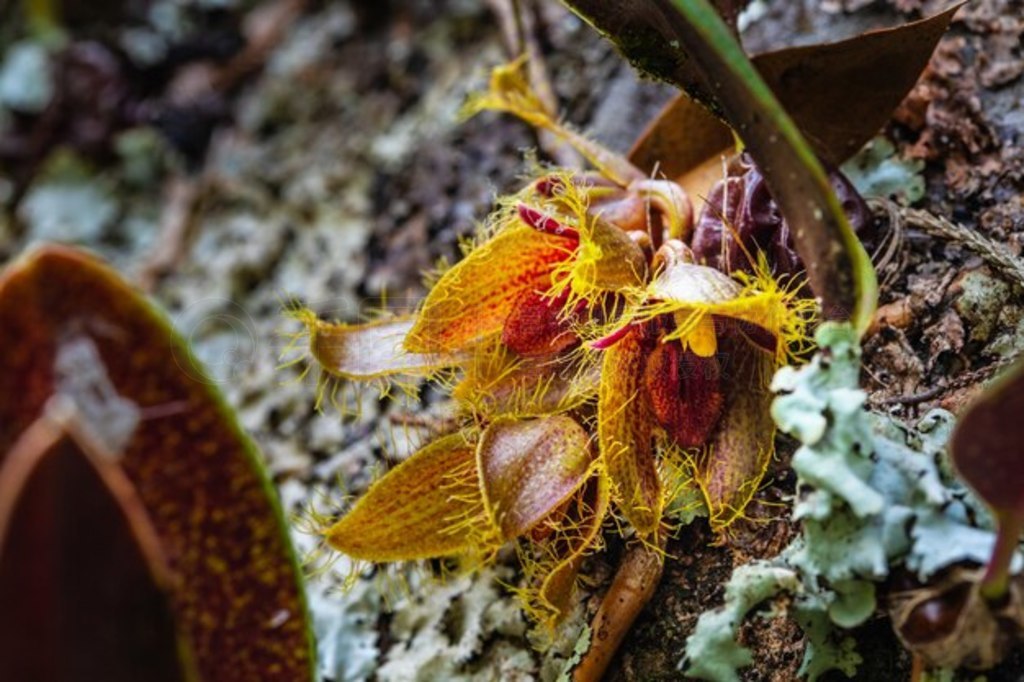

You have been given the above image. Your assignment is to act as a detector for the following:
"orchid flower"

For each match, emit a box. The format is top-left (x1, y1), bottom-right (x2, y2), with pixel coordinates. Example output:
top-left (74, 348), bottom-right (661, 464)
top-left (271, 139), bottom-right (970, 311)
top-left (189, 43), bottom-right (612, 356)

top-left (593, 241), bottom-right (813, 533)
top-left (289, 59), bottom-right (821, 634)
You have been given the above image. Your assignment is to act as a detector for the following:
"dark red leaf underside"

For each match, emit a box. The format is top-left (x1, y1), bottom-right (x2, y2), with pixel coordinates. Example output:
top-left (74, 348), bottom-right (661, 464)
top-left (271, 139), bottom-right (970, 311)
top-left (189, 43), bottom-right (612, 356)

top-left (0, 246), bottom-right (314, 682)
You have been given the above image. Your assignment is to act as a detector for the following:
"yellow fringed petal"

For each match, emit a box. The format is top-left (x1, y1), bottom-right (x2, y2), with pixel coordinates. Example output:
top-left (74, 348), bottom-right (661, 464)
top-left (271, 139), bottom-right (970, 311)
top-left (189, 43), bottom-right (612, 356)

top-left (597, 327), bottom-right (661, 535)
top-left (645, 256), bottom-right (814, 365)
top-left (451, 342), bottom-right (599, 418)
top-left (324, 433), bottom-right (489, 562)
top-left (293, 311), bottom-right (459, 380)
top-left (463, 58), bottom-right (644, 187)
top-left (693, 345), bottom-right (776, 532)
top-left (693, 292), bottom-right (787, 340)
top-left (520, 470), bottom-right (610, 630)
top-left (406, 227), bottom-right (573, 353)
top-left (570, 218), bottom-right (648, 295)
top-left (462, 57), bottom-right (553, 132)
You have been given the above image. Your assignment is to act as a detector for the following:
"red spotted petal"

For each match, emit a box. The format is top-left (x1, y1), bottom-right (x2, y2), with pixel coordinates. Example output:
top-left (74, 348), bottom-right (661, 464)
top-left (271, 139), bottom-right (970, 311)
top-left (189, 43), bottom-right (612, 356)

top-left (502, 288), bottom-right (579, 357)
top-left (643, 338), bottom-right (724, 449)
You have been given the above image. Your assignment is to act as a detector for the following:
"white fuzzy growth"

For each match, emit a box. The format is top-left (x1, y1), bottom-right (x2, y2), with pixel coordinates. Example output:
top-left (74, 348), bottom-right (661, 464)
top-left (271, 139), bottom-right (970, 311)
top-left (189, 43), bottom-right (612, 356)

top-left (682, 322), bottom-right (1022, 681)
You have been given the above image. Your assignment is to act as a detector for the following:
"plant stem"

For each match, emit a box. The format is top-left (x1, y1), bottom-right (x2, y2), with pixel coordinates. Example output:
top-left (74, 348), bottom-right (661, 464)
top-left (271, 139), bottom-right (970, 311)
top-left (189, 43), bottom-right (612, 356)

top-left (980, 511), bottom-right (1024, 602)
top-left (572, 535), bottom-right (666, 682)
top-left (664, 0), bottom-right (878, 332)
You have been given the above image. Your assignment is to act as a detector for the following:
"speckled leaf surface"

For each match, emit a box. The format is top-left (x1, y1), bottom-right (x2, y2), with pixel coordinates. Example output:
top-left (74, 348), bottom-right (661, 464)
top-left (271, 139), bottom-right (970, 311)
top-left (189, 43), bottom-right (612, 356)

top-left (0, 245), bottom-right (315, 682)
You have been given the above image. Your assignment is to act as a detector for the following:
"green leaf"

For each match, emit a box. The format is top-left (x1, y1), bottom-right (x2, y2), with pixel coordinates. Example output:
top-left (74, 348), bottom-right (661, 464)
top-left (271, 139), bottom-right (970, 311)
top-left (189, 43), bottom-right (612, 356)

top-left (568, 0), bottom-right (969, 330)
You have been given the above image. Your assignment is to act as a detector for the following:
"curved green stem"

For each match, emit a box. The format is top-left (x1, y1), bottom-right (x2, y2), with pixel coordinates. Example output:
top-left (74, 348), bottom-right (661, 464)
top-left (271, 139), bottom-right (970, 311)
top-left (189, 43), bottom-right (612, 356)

top-left (664, 0), bottom-right (877, 332)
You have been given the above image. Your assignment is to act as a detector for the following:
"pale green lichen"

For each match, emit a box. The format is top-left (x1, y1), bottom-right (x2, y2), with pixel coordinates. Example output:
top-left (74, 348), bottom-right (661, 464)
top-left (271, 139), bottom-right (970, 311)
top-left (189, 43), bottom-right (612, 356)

top-left (953, 269), bottom-right (1011, 344)
top-left (555, 624), bottom-right (592, 682)
top-left (793, 594), bottom-right (862, 681)
top-left (682, 564), bottom-right (801, 682)
top-left (681, 322), bottom-right (1023, 681)
top-left (0, 41), bottom-right (54, 113)
top-left (841, 136), bottom-right (925, 205)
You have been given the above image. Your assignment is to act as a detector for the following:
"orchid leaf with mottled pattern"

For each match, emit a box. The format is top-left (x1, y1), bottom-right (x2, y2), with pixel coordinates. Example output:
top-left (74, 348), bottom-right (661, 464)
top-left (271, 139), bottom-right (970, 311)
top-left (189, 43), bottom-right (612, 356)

top-left (0, 245), bottom-right (315, 682)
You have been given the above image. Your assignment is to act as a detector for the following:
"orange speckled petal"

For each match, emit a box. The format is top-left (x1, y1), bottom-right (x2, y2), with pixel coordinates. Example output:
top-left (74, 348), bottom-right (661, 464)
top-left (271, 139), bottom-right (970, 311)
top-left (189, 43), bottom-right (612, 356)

top-left (325, 433), bottom-right (486, 562)
top-left (597, 326), bottom-right (661, 535)
top-left (406, 227), bottom-right (574, 353)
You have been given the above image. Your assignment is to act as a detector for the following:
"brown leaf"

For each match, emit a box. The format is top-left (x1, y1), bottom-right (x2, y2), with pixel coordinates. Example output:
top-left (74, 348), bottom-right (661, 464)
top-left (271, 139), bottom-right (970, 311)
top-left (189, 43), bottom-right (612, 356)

top-left (627, 6), bottom-right (962, 176)
top-left (0, 245), bottom-right (314, 682)
top-left (561, 1), bottom-right (724, 113)
top-left (951, 354), bottom-right (1024, 516)
top-left (0, 413), bottom-right (196, 682)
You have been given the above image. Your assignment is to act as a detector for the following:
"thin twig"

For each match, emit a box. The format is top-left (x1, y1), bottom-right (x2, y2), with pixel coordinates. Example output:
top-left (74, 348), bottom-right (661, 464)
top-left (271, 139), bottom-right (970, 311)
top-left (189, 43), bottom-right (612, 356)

top-left (869, 198), bottom-right (1024, 289)
top-left (869, 196), bottom-right (907, 290)
top-left (874, 359), bottom-right (1011, 407)
top-left (135, 175), bottom-right (202, 292)
top-left (135, 0), bottom-right (308, 290)
top-left (485, 0), bottom-right (582, 167)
